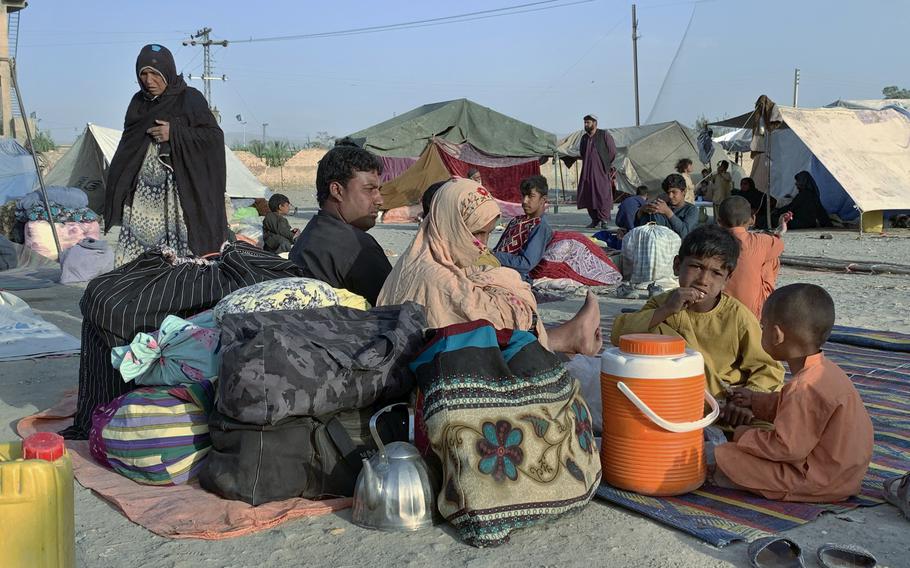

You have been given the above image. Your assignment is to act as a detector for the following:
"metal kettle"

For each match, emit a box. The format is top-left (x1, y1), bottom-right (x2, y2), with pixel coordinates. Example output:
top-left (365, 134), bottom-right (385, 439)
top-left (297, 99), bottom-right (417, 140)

top-left (351, 402), bottom-right (435, 531)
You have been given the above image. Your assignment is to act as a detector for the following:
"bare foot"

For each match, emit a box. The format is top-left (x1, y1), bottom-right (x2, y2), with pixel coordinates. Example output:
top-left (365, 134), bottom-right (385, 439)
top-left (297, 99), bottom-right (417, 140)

top-left (564, 291), bottom-right (603, 356)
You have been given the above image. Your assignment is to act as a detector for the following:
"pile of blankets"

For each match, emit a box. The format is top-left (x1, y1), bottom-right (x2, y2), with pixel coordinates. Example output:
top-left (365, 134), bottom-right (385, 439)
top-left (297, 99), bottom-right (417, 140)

top-left (7, 187), bottom-right (101, 260)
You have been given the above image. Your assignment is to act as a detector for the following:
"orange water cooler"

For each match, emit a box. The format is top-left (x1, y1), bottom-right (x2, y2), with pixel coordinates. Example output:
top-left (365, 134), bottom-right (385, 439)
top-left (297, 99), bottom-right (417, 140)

top-left (600, 334), bottom-right (719, 496)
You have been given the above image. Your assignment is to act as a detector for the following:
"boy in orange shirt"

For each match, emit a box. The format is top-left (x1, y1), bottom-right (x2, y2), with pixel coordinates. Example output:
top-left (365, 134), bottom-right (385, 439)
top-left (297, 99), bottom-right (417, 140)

top-left (717, 196), bottom-right (792, 319)
top-left (712, 284), bottom-right (874, 502)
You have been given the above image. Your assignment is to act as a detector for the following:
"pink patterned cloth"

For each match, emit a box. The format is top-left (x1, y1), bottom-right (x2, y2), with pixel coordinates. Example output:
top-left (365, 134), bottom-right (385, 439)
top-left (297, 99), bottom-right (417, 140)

top-left (24, 220), bottom-right (101, 261)
top-left (531, 231), bottom-right (622, 286)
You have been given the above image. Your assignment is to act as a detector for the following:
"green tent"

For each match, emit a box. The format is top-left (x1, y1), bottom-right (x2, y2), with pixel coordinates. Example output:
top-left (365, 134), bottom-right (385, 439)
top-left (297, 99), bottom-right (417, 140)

top-left (348, 98), bottom-right (557, 158)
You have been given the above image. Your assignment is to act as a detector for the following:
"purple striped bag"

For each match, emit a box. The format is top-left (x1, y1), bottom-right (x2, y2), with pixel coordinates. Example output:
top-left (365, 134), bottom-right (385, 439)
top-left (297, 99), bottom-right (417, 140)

top-left (89, 380), bottom-right (214, 485)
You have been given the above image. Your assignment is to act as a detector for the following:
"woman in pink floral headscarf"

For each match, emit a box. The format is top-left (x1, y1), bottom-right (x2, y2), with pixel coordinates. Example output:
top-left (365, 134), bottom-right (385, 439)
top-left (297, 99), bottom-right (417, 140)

top-left (378, 177), bottom-right (601, 355)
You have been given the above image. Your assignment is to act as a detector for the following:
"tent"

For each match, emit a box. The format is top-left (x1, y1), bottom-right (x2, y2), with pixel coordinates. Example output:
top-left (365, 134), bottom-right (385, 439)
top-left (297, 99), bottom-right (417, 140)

top-left (710, 97), bottom-right (910, 221)
top-left (557, 121), bottom-right (744, 196)
top-left (379, 138), bottom-right (543, 211)
top-left (0, 139), bottom-right (39, 203)
top-left (46, 124), bottom-right (268, 216)
top-left (350, 99), bottom-right (556, 211)
top-left (713, 128), bottom-right (752, 153)
top-left (348, 98), bottom-right (556, 159)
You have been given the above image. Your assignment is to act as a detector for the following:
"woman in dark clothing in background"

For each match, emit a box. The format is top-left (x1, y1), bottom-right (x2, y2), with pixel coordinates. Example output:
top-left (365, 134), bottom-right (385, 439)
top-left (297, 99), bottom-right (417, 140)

top-left (732, 177), bottom-right (775, 229)
top-left (772, 171), bottom-right (832, 230)
top-left (105, 44), bottom-right (227, 266)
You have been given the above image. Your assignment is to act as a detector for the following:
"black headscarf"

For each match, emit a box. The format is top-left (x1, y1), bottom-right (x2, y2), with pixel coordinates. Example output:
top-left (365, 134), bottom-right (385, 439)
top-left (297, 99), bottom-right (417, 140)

top-left (778, 171), bottom-right (832, 229)
top-left (105, 44), bottom-right (228, 255)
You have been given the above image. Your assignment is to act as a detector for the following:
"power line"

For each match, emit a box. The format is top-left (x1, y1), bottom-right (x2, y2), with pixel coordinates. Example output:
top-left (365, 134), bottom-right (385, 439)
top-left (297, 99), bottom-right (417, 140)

top-left (226, 0), bottom-right (595, 44)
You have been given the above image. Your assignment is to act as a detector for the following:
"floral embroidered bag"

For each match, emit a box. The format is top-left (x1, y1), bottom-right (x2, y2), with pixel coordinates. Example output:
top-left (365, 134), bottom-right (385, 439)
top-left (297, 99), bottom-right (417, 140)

top-left (411, 320), bottom-right (602, 547)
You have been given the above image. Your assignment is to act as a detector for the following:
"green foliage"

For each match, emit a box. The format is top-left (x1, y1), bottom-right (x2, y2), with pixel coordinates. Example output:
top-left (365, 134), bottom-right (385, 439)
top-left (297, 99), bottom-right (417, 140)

top-left (32, 130), bottom-right (57, 153)
top-left (234, 139), bottom-right (298, 167)
top-left (882, 85), bottom-right (910, 99)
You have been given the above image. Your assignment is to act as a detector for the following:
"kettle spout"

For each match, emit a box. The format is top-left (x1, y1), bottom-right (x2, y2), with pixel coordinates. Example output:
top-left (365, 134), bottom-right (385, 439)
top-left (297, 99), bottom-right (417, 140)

top-left (360, 458), bottom-right (381, 509)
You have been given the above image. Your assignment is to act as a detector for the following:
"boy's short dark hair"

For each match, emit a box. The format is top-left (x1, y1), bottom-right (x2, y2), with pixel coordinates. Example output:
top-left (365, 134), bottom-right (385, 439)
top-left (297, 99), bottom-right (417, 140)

top-left (315, 146), bottom-right (384, 207)
top-left (519, 175), bottom-right (548, 198)
top-left (421, 180), bottom-right (448, 218)
top-left (718, 196), bottom-right (753, 227)
top-left (678, 224), bottom-right (740, 274)
top-left (636, 185), bottom-right (649, 196)
top-left (662, 173), bottom-right (686, 192)
top-left (268, 193), bottom-right (290, 212)
top-left (763, 284), bottom-right (835, 348)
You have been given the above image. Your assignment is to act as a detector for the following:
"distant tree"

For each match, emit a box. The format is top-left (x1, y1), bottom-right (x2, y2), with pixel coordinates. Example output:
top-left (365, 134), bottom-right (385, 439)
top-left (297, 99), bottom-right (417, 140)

top-left (31, 130), bottom-right (57, 153)
top-left (307, 131), bottom-right (335, 149)
top-left (882, 85), bottom-right (910, 99)
top-left (694, 114), bottom-right (710, 131)
top-left (261, 140), bottom-right (296, 167)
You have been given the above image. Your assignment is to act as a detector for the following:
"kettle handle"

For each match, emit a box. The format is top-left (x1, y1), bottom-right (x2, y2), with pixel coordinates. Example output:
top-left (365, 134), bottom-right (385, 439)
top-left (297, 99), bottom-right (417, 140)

top-left (369, 402), bottom-right (413, 457)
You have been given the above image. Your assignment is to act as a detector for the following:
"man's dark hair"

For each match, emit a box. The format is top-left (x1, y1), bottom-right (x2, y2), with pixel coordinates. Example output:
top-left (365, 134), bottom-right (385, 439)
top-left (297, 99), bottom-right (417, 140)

top-left (718, 196), bottom-right (753, 227)
top-left (678, 224), bottom-right (740, 274)
top-left (315, 146), bottom-right (384, 207)
top-left (718, 160), bottom-right (729, 172)
top-left (763, 284), bottom-right (836, 348)
top-left (740, 177), bottom-right (757, 192)
top-left (268, 193), bottom-right (290, 212)
top-left (662, 173), bottom-right (686, 192)
top-left (421, 180), bottom-right (448, 218)
top-left (636, 185), bottom-right (649, 196)
top-left (675, 158), bottom-right (693, 173)
top-left (519, 175), bottom-right (548, 198)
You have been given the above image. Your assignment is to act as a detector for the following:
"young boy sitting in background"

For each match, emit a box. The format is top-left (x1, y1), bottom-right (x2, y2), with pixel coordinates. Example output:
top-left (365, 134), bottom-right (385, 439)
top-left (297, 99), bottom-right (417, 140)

top-left (611, 224), bottom-right (784, 398)
top-left (712, 284), bottom-right (874, 502)
top-left (718, 196), bottom-right (792, 319)
top-left (262, 193), bottom-right (297, 253)
top-left (492, 175), bottom-right (554, 283)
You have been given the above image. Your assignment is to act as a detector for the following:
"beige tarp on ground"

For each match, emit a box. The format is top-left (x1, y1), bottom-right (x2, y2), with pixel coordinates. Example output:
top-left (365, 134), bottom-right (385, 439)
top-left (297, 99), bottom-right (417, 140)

top-left (379, 142), bottom-right (450, 211)
top-left (777, 107), bottom-right (910, 212)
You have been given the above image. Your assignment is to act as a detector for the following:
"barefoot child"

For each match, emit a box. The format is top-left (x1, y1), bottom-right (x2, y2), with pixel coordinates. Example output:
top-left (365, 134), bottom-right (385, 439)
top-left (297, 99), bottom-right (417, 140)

top-left (713, 284), bottom-right (874, 502)
top-left (611, 225), bottom-right (784, 398)
top-left (718, 196), bottom-right (792, 319)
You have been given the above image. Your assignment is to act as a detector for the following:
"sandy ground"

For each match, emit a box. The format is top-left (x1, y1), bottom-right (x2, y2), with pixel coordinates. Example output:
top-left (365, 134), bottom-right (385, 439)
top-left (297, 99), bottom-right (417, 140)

top-left (2, 207), bottom-right (909, 568)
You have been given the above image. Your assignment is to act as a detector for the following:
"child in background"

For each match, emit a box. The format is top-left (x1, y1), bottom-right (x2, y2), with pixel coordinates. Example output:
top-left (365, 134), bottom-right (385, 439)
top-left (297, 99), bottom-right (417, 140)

top-left (262, 193), bottom-right (297, 253)
top-left (713, 284), bottom-right (873, 502)
top-left (612, 224), bottom-right (784, 399)
top-left (492, 175), bottom-right (554, 283)
top-left (615, 185), bottom-right (649, 232)
top-left (717, 196), bottom-right (792, 319)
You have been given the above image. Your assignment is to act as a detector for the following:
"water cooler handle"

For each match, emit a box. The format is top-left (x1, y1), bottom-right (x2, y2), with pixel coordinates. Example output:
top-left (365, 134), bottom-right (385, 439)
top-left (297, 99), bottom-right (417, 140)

top-left (616, 382), bottom-right (720, 433)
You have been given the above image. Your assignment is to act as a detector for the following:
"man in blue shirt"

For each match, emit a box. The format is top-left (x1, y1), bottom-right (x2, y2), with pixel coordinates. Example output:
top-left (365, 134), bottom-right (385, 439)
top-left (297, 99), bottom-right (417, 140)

top-left (616, 185), bottom-right (649, 232)
top-left (635, 173), bottom-right (700, 238)
top-left (493, 175), bottom-right (554, 283)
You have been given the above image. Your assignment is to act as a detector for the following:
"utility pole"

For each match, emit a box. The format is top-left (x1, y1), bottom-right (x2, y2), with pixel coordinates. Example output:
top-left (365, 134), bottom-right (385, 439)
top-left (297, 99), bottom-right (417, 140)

top-left (262, 123), bottom-right (268, 143)
top-left (183, 27), bottom-right (228, 120)
top-left (792, 68), bottom-right (800, 107)
top-left (632, 4), bottom-right (641, 126)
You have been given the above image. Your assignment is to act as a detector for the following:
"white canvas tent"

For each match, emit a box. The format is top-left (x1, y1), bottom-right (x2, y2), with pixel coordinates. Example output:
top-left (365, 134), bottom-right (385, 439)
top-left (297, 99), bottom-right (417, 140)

top-left (558, 121), bottom-right (743, 195)
top-left (46, 123), bottom-right (268, 216)
top-left (711, 102), bottom-right (910, 221)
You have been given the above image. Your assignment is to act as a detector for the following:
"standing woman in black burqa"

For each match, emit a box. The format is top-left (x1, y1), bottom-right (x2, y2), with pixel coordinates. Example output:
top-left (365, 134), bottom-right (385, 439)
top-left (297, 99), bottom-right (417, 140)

top-left (105, 44), bottom-right (227, 266)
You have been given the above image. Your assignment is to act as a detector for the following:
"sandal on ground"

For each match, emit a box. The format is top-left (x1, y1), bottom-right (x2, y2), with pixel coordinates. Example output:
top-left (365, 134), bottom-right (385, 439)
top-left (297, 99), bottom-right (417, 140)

top-left (816, 543), bottom-right (877, 568)
top-left (883, 473), bottom-right (910, 519)
top-left (748, 536), bottom-right (806, 568)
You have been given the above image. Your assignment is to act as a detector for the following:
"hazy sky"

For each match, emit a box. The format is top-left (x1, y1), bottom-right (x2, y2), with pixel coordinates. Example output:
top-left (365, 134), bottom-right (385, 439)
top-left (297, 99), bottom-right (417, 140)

top-left (16, 0), bottom-right (910, 145)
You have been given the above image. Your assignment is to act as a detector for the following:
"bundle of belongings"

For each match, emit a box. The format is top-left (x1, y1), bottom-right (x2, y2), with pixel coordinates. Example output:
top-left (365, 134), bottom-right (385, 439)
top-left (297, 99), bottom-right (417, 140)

top-left (60, 238), bottom-right (114, 284)
top-left (11, 186), bottom-right (101, 260)
top-left (72, 244), bottom-right (428, 506)
top-left (617, 224), bottom-right (681, 296)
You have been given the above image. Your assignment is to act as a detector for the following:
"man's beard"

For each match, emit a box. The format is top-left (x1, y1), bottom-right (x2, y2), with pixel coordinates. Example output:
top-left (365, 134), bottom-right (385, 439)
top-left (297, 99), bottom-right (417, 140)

top-left (584, 126), bottom-right (595, 133)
